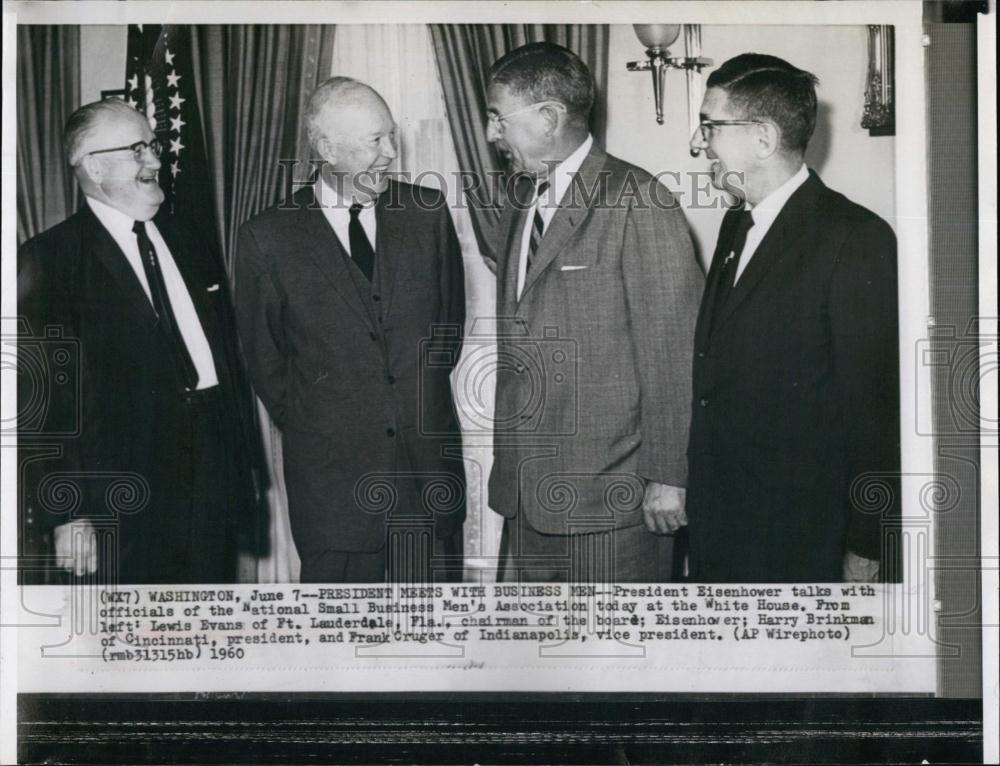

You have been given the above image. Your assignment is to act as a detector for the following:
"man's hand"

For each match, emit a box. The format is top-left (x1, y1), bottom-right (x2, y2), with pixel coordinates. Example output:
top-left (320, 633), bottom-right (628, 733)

top-left (843, 550), bottom-right (879, 583)
top-left (53, 520), bottom-right (98, 577)
top-left (642, 482), bottom-right (687, 534)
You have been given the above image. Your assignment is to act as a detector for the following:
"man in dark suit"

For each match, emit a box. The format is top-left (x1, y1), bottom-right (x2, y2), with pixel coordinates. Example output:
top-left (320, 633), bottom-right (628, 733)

top-left (686, 54), bottom-right (900, 583)
top-left (485, 43), bottom-right (703, 582)
top-left (18, 98), bottom-right (259, 584)
top-left (235, 78), bottom-right (466, 583)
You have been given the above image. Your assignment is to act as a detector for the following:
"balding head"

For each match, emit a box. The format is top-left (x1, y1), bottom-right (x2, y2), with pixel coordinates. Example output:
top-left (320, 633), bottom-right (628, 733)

top-left (63, 98), bottom-right (165, 220)
top-left (305, 77), bottom-right (390, 154)
top-left (64, 98), bottom-right (145, 167)
top-left (304, 77), bottom-right (397, 202)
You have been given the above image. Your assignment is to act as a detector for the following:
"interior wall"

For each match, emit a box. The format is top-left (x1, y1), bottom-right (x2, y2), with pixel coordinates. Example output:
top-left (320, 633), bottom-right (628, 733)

top-left (79, 26), bottom-right (128, 104)
top-left (605, 24), bottom-right (897, 269)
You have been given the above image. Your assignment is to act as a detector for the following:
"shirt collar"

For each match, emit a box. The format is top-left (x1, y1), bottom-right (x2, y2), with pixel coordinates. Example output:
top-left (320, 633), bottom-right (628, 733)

top-left (315, 175), bottom-right (377, 210)
top-left (745, 163), bottom-right (808, 225)
top-left (538, 134), bottom-right (593, 203)
top-left (86, 195), bottom-right (144, 235)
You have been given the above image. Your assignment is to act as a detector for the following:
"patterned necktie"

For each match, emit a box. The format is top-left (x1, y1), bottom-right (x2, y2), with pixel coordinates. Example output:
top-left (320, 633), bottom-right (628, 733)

top-left (349, 203), bottom-right (375, 282)
top-left (526, 180), bottom-right (550, 275)
top-left (132, 221), bottom-right (199, 390)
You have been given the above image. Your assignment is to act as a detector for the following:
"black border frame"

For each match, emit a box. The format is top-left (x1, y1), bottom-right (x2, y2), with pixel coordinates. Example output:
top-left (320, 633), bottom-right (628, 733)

top-left (18, 694), bottom-right (983, 763)
top-left (10, 4), bottom-right (992, 763)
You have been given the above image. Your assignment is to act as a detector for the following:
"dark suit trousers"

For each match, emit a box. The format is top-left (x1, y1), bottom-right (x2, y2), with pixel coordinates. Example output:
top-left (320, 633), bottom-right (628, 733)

top-left (297, 440), bottom-right (464, 584)
top-left (498, 513), bottom-right (676, 583)
top-left (111, 387), bottom-right (237, 585)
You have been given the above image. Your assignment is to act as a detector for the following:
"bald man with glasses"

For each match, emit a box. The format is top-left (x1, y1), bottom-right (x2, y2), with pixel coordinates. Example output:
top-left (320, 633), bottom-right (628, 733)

top-left (18, 98), bottom-right (259, 584)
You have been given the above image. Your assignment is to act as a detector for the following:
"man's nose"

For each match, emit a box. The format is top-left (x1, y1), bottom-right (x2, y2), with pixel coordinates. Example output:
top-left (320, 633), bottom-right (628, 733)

top-left (485, 119), bottom-right (501, 143)
top-left (380, 134), bottom-right (397, 160)
top-left (689, 127), bottom-right (706, 156)
top-left (143, 147), bottom-right (162, 170)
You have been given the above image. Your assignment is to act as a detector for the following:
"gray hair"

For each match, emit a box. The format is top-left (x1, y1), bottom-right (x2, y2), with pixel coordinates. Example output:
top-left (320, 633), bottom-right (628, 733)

top-left (488, 42), bottom-right (595, 129)
top-left (304, 76), bottom-right (383, 152)
top-left (64, 98), bottom-right (141, 167)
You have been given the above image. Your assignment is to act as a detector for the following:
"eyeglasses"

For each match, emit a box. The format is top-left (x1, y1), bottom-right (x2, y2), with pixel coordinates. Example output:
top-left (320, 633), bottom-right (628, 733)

top-left (693, 120), bottom-right (764, 142)
top-left (486, 102), bottom-right (566, 132)
top-left (87, 139), bottom-right (163, 162)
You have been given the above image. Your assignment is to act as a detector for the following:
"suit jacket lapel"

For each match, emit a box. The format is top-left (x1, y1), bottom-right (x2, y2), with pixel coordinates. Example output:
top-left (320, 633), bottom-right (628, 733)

top-left (519, 145), bottom-right (603, 302)
top-left (295, 188), bottom-right (376, 330)
top-left (696, 208), bottom-right (742, 347)
top-left (498, 176), bottom-right (532, 316)
top-left (374, 183), bottom-right (405, 318)
top-left (83, 207), bottom-right (159, 328)
top-left (154, 215), bottom-right (226, 360)
top-left (711, 172), bottom-right (822, 334)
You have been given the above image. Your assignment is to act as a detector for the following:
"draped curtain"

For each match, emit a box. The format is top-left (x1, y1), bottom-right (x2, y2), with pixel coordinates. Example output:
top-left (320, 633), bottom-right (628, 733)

top-left (191, 25), bottom-right (336, 273)
top-left (188, 25), bottom-right (335, 582)
top-left (16, 26), bottom-right (81, 245)
top-left (429, 24), bottom-right (609, 266)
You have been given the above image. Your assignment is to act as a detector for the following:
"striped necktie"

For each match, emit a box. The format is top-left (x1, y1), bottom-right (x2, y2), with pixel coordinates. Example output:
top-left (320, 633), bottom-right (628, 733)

top-left (526, 180), bottom-right (550, 275)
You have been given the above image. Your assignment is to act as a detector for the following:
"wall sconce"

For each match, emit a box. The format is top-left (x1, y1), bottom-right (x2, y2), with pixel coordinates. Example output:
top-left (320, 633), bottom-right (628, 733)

top-left (626, 24), bottom-right (712, 133)
top-left (862, 24), bottom-right (895, 136)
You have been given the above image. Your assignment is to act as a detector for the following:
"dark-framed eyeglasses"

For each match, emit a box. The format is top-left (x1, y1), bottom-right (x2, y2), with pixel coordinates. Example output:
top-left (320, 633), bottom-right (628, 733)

top-left (694, 120), bottom-right (764, 142)
top-left (87, 139), bottom-right (163, 162)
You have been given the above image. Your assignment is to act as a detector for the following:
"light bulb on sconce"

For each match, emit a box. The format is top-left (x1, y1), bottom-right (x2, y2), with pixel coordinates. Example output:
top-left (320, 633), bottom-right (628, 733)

top-left (627, 24), bottom-right (712, 133)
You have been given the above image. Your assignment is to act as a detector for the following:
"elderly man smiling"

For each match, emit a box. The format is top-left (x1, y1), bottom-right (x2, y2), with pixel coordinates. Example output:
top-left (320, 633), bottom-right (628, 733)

top-left (18, 98), bottom-right (258, 584)
top-left (235, 78), bottom-right (467, 583)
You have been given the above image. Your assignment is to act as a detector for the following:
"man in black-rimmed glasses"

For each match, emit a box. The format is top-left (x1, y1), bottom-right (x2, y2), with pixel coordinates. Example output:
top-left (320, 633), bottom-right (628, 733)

top-left (686, 54), bottom-right (900, 584)
top-left (18, 98), bottom-right (259, 585)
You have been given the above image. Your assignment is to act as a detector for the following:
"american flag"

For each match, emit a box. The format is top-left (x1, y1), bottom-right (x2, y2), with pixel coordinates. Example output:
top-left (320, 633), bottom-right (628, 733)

top-left (125, 25), bottom-right (220, 257)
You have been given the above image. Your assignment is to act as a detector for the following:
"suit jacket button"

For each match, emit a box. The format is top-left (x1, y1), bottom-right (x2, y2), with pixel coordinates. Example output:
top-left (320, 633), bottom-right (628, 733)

top-left (369, 332), bottom-right (377, 341)
top-left (387, 375), bottom-right (396, 384)
top-left (386, 427), bottom-right (396, 437)
top-left (372, 294), bottom-right (381, 302)
top-left (700, 398), bottom-right (708, 407)
top-left (698, 351), bottom-right (705, 358)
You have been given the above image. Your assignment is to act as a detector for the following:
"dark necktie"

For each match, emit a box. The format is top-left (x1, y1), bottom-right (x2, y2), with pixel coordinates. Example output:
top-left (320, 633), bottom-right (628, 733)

top-left (349, 203), bottom-right (375, 282)
top-left (715, 209), bottom-right (755, 308)
top-left (526, 180), bottom-right (550, 275)
top-left (132, 220), bottom-right (199, 390)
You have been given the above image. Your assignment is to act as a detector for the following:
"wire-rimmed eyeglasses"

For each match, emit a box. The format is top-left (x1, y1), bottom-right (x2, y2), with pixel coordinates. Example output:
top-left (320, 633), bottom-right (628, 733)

top-left (87, 139), bottom-right (164, 162)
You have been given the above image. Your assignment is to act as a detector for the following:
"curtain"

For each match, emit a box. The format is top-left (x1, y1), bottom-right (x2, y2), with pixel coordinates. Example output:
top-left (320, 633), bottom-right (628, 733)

top-left (16, 25), bottom-right (81, 245)
top-left (429, 24), bottom-right (609, 267)
top-left (188, 25), bottom-right (335, 583)
top-left (330, 24), bottom-right (504, 579)
top-left (191, 25), bottom-right (336, 273)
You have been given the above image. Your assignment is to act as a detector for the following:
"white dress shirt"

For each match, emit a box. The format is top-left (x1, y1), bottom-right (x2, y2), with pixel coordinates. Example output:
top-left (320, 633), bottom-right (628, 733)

top-left (734, 163), bottom-right (809, 284)
top-left (516, 134), bottom-right (594, 300)
top-left (315, 176), bottom-right (377, 257)
top-left (86, 196), bottom-right (218, 390)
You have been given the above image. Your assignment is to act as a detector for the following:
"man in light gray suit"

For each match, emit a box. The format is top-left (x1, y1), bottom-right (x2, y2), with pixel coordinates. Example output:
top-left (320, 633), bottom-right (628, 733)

top-left (485, 43), bottom-right (703, 582)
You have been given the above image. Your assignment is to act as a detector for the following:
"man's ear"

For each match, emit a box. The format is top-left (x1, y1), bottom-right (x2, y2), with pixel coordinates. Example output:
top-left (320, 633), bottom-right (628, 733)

top-left (78, 155), bottom-right (102, 184)
top-left (538, 104), bottom-right (563, 137)
top-left (754, 122), bottom-right (780, 160)
top-left (317, 137), bottom-right (337, 166)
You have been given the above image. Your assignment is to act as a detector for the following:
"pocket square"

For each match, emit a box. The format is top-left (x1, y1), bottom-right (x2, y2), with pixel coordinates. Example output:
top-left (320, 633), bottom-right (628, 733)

top-left (560, 265), bottom-right (588, 272)
top-left (207, 284), bottom-right (221, 292)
